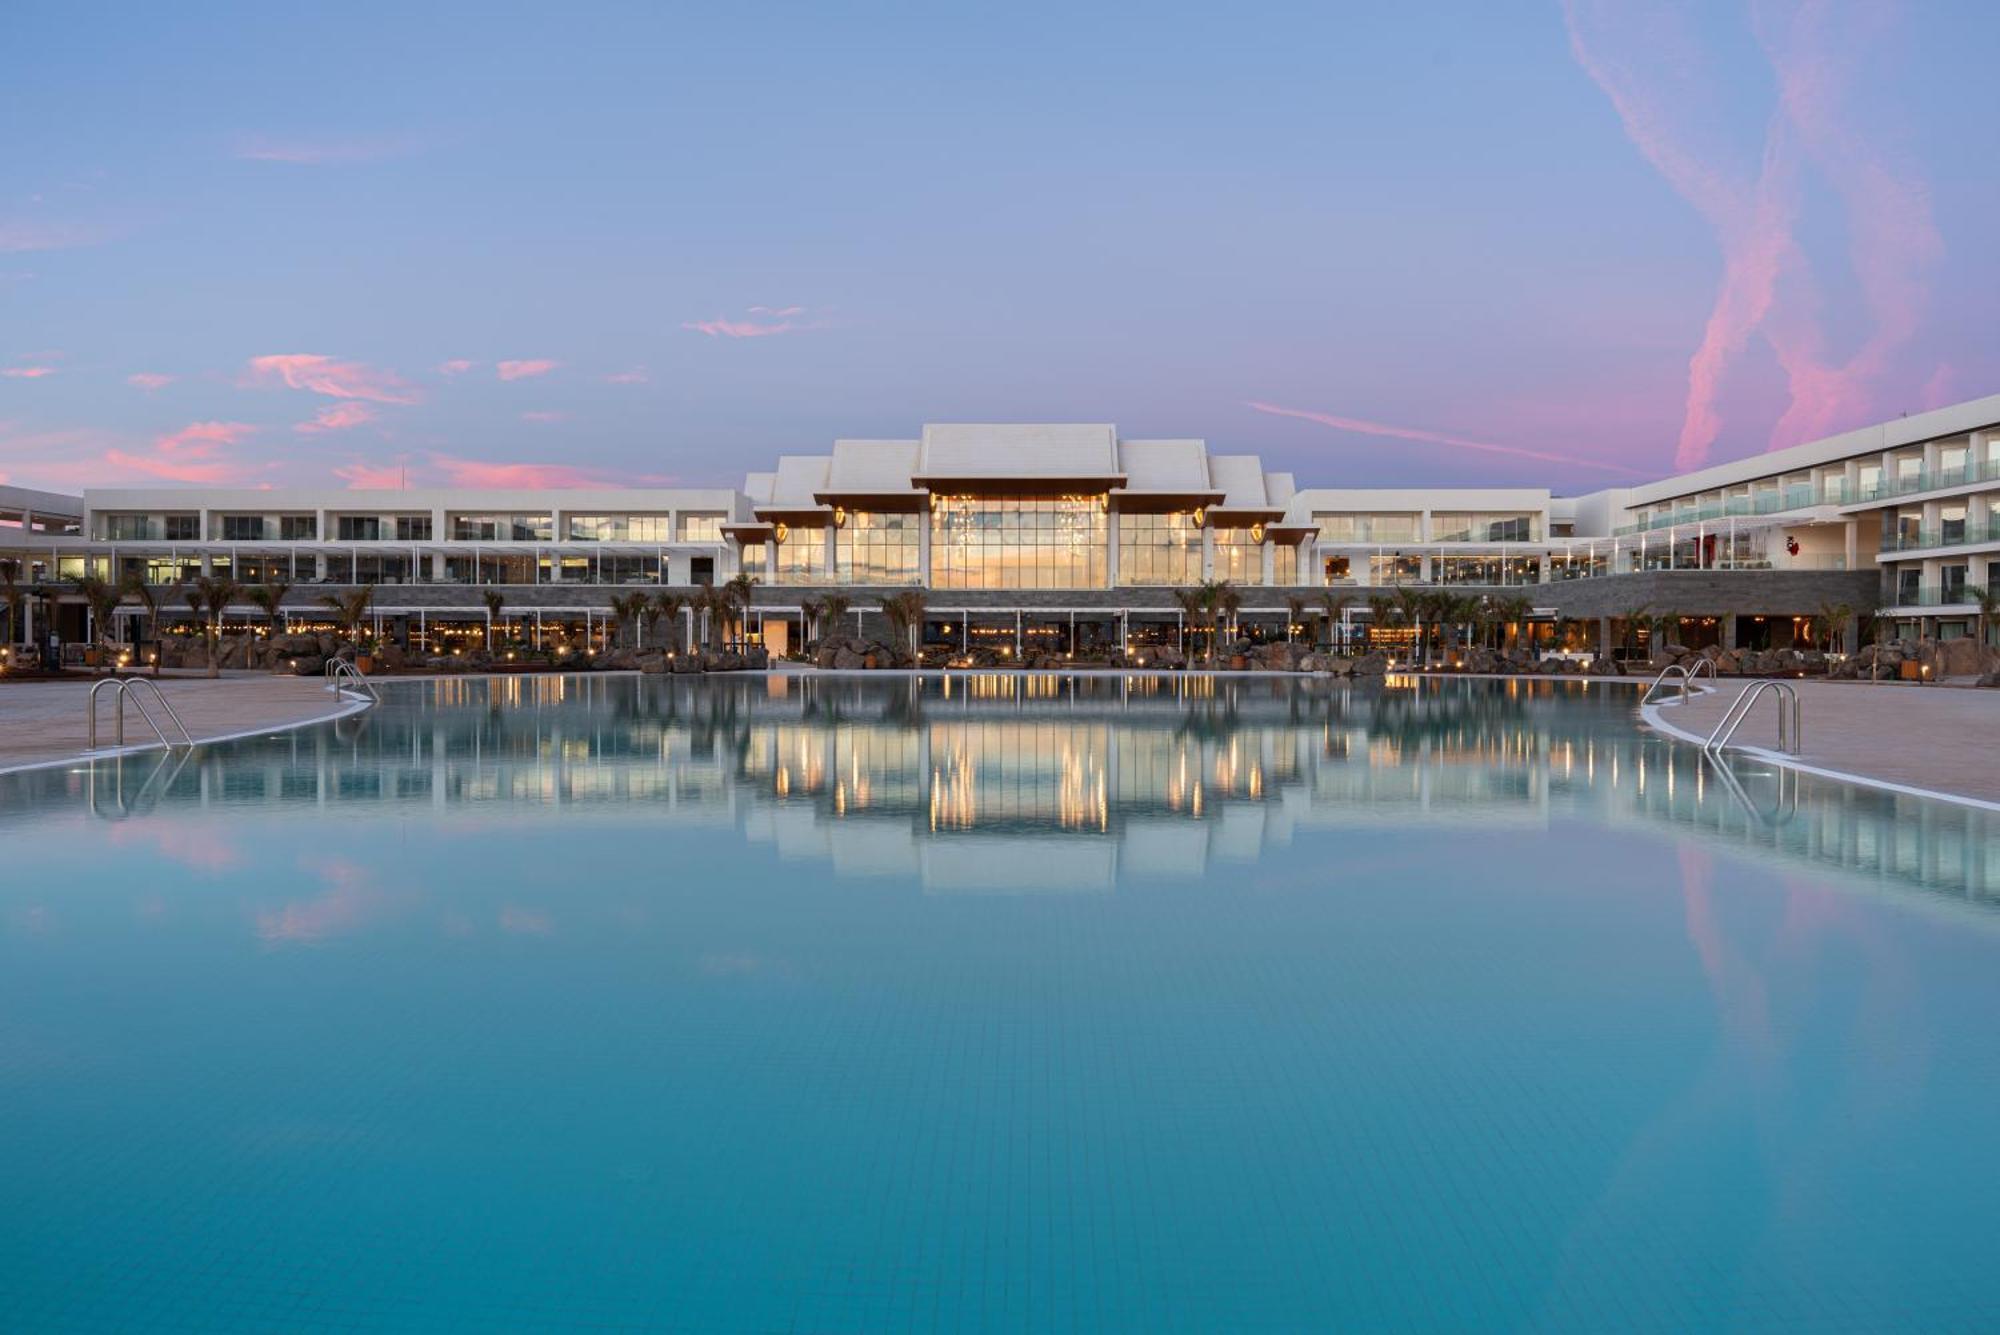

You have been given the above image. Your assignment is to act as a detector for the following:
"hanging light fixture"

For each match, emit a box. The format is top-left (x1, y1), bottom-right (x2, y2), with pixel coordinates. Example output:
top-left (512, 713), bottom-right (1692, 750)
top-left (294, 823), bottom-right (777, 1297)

top-left (1251, 522), bottom-right (1266, 543)
top-left (832, 506), bottom-right (847, 528)
top-left (774, 522), bottom-right (790, 544)
top-left (1192, 507), bottom-right (1206, 527)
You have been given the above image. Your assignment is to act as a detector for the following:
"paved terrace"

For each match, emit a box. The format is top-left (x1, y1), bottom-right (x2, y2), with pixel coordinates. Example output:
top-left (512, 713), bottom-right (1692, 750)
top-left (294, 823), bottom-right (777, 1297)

top-left (0, 674), bottom-right (362, 772)
top-left (1650, 679), bottom-right (2000, 807)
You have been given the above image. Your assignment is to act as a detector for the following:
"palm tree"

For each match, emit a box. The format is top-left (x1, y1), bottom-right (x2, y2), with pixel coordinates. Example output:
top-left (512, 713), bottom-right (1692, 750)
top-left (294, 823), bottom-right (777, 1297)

top-left (820, 593), bottom-right (853, 644)
top-left (194, 574), bottom-right (242, 679)
top-left (1364, 593), bottom-right (1397, 653)
top-left (1814, 599), bottom-right (1854, 654)
top-left (1284, 594), bottom-right (1308, 644)
top-left (1971, 585), bottom-right (1999, 651)
top-left (1211, 581), bottom-right (1241, 664)
top-left (246, 579), bottom-right (292, 640)
top-left (316, 583), bottom-right (375, 649)
top-left (1171, 587), bottom-right (1208, 659)
top-left (0, 559), bottom-right (24, 658)
top-left (877, 589), bottom-right (928, 658)
top-left (721, 572), bottom-right (759, 646)
top-left (120, 570), bottom-right (179, 676)
top-left (1649, 609), bottom-right (1684, 654)
top-left (1318, 591), bottom-right (1353, 651)
top-left (1618, 604), bottom-right (1652, 657)
top-left (697, 586), bottom-right (730, 652)
top-left (482, 588), bottom-right (506, 650)
top-left (70, 574), bottom-right (125, 672)
top-left (1493, 594), bottom-right (1534, 651)
top-left (797, 596), bottom-right (825, 652)
top-left (1394, 586), bottom-right (1426, 663)
top-left (608, 591), bottom-right (652, 649)
top-left (652, 591), bottom-right (687, 654)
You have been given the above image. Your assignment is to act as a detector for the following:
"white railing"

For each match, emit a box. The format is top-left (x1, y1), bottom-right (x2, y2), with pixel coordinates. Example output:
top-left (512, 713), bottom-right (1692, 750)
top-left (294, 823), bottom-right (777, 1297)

top-left (1705, 679), bottom-right (1801, 756)
top-left (1640, 657), bottom-right (1716, 707)
top-left (324, 657), bottom-right (381, 702)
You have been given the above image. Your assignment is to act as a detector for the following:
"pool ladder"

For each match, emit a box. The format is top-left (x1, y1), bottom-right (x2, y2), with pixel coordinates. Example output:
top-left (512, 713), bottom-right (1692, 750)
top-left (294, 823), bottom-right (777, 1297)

top-left (86, 677), bottom-right (197, 751)
top-left (1641, 657), bottom-right (1716, 706)
top-left (1705, 678), bottom-right (1802, 757)
top-left (324, 657), bottom-right (382, 702)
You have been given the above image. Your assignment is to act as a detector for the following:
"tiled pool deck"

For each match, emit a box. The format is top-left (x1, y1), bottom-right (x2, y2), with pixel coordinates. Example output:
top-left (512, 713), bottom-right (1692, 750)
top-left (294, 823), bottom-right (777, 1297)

top-left (0, 673), bottom-right (367, 772)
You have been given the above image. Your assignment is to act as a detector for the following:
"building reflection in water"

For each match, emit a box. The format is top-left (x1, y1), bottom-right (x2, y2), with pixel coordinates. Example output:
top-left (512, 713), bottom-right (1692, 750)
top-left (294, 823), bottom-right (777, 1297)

top-left (12, 672), bottom-right (1995, 905)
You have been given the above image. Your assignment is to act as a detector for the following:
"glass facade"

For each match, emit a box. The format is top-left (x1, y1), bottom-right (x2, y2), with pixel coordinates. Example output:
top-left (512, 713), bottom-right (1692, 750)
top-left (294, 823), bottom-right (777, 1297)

top-left (570, 515), bottom-right (672, 542)
top-left (1272, 543), bottom-right (1300, 585)
top-left (930, 495), bottom-right (1106, 590)
top-left (774, 526), bottom-right (831, 585)
top-left (451, 514), bottom-right (553, 542)
top-left (680, 513), bottom-right (726, 542)
top-left (1312, 513), bottom-right (1418, 543)
top-left (1116, 511), bottom-right (1201, 586)
top-left (1431, 512), bottom-right (1539, 542)
top-left (1212, 528), bottom-right (1264, 585)
top-left (834, 511), bottom-right (920, 585)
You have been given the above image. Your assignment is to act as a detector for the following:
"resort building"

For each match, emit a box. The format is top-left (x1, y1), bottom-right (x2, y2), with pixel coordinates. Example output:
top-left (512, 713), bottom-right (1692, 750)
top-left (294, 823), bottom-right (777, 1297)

top-left (2, 394), bottom-right (1996, 658)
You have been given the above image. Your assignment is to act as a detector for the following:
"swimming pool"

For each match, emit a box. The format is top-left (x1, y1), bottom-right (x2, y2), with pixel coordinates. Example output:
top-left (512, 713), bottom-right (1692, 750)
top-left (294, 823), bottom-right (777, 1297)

top-left (2, 673), bottom-right (1996, 1331)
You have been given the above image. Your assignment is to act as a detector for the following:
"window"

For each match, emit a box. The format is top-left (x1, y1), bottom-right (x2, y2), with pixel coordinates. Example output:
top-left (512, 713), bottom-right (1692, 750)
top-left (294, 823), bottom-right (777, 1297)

top-left (1943, 563), bottom-right (1968, 603)
top-left (396, 516), bottom-right (431, 542)
top-left (1272, 543), bottom-right (1300, 585)
top-left (220, 515), bottom-right (266, 541)
top-left (1312, 513), bottom-right (1417, 543)
top-left (834, 510), bottom-right (920, 584)
top-left (338, 516), bottom-right (384, 541)
top-left (569, 515), bottom-right (671, 542)
top-left (164, 515), bottom-right (199, 541)
top-left (738, 542), bottom-right (767, 579)
top-left (450, 514), bottom-right (548, 541)
top-left (929, 494), bottom-right (1106, 590)
top-left (679, 513), bottom-right (725, 542)
top-left (1431, 512), bottom-right (1538, 542)
top-left (1116, 511), bottom-right (1201, 586)
top-left (1212, 528), bottom-right (1264, 585)
top-left (103, 515), bottom-right (150, 540)
top-left (280, 515), bottom-right (317, 540)
top-left (773, 525), bottom-right (831, 584)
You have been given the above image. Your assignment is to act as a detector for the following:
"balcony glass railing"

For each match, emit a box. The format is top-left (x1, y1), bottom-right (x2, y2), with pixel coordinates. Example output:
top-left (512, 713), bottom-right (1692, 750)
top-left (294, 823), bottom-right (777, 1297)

top-left (1856, 455), bottom-right (2000, 503)
top-left (1613, 484), bottom-right (1839, 536)
top-left (1892, 584), bottom-right (1979, 608)
top-left (1882, 520), bottom-right (2000, 553)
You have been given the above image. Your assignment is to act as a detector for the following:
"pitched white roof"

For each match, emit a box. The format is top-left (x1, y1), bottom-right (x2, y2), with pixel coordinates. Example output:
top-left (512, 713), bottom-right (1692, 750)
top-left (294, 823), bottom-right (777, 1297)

top-left (1117, 439), bottom-right (1212, 492)
top-left (770, 455), bottom-right (831, 507)
top-left (1207, 455), bottom-right (1272, 509)
top-left (825, 439), bottom-right (921, 493)
top-left (917, 423), bottom-right (1120, 478)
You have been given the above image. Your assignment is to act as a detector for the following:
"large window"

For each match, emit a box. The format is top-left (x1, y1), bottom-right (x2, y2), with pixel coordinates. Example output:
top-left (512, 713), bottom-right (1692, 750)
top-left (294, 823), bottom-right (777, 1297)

top-left (1272, 543), bottom-right (1300, 585)
top-left (569, 515), bottom-right (671, 542)
top-left (1312, 512), bottom-right (1418, 543)
top-left (1116, 511), bottom-right (1202, 586)
top-left (930, 495), bottom-right (1106, 590)
top-left (680, 513), bottom-right (725, 542)
top-left (834, 510), bottom-right (919, 584)
top-left (281, 515), bottom-right (318, 540)
top-left (773, 526), bottom-right (831, 584)
top-left (219, 515), bottom-right (267, 541)
top-left (451, 514), bottom-right (551, 541)
top-left (1212, 528), bottom-right (1264, 585)
top-left (1431, 512), bottom-right (1539, 542)
top-left (164, 515), bottom-right (199, 541)
top-left (337, 516), bottom-right (384, 541)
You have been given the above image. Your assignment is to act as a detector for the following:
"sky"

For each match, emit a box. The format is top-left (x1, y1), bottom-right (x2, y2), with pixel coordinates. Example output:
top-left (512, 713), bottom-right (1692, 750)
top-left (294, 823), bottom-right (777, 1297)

top-left (2, 1), bottom-right (1995, 497)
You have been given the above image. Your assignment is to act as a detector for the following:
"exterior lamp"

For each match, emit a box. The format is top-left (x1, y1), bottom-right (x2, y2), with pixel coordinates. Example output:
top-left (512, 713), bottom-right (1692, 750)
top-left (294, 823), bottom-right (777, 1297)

top-left (832, 506), bottom-right (847, 528)
top-left (1251, 522), bottom-right (1266, 542)
top-left (773, 522), bottom-right (790, 544)
top-left (1192, 507), bottom-right (1206, 527)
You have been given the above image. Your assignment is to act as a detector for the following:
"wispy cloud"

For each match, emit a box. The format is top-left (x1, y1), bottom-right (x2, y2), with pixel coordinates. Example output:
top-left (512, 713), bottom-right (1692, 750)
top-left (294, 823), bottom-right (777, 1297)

top-left (520, 410), bottom-right (564, 423)
top-left (1563, 0), bottom-right (1941, 467)
top-left (295, 401), bottom-right (377, 434)
top-left (429, 452), bottom-right (667, 489)
top-left (245, 353), bottom-right (418, 404)
top-left (437, 358), bottom-right (477, 375)
top-left (602, 368), bottom-right (650, 384)
top-left (98, 421), bottom-right (262, 483)
top-left (127, 372), bottom-right (176, 391)
top-left (333, 459), bottom-right (409, 488)
top-left (1245, 401), bottom-right (1646, 476)
top-left (496, 358), bottom-right (557, 381)
top-left (232, 133), bottom-right (424, 166)
top-left (0, 219), bottom-right (108, 253)
top-left (2, 365), bottom-right (57, 379)
top-left (682, 305), bottom-right (819, 339)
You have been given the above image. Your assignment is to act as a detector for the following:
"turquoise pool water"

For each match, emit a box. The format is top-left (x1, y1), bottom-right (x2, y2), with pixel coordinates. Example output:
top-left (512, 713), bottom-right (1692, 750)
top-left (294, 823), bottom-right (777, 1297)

top-left (2, 673), bottom-right (1997, 1331)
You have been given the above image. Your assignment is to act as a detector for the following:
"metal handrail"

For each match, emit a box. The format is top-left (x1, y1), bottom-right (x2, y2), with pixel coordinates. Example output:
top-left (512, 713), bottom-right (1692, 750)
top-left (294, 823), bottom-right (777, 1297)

top-left (1641, 656), bottom-right (1716, 707)
top-left (86, 677), bottom-right (195, 751)
top-left (324, 657), bottom-right (382, 701)
top-left (1705, 750), bottom-right (1797, 828)
top-left (1705, 678), bottom-right (1802, 756)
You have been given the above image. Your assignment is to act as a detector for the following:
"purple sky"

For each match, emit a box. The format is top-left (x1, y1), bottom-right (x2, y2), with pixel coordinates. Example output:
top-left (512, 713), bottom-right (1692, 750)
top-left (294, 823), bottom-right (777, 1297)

top-left (2, 1), bottom-right (1994, 496)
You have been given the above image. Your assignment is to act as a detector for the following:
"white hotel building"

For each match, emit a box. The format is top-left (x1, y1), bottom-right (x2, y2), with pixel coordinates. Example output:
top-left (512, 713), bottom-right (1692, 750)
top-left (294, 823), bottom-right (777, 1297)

top-left (2, 394), bottom-right (1996, 656)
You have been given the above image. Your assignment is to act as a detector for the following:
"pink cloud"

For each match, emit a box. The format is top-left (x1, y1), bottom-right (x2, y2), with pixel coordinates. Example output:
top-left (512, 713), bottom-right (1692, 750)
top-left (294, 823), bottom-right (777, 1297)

top-left (496, 358), bottom-right (557, 381)
top-left (156, 420), bottom-right (256, 456)
top-left (1245, 401), bottom-right (1645, 476)
top-left (748, 305), bottom-right (805, 318)
top-left (333, 459), bottom-right (410, 488)
top-left (602, 369), bottom-right (650, 384)
top-left (1563, 0), bottom-right (1941, 467)
top-left (437, 358), bottom-right (476, 375)
top-left (2, 366), bottom-right (58, 378)
top-left (683, 315), bottom-right (797, 339)
top-left (428, 451), bottom-right (665, 489)
top-left (258, 856), bottom-right (387, 942)
top-left (88, 420), bottom-right (264, 484)
top-left (127, 372), bottom-right (176, 391)
top-left (295, 401), bottom-right (377, 434)
top-left (519, 410), bottom-right (564, 424)
top-left (245, 353), bottom-right (418, 404)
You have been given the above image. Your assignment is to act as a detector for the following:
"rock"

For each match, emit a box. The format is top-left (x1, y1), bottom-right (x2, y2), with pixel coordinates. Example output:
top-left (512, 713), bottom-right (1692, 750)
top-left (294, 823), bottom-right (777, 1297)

top-left (1587, 656), bottom-right (1621, 676)
top-left (1351, 652), bottom-right (1390, 676)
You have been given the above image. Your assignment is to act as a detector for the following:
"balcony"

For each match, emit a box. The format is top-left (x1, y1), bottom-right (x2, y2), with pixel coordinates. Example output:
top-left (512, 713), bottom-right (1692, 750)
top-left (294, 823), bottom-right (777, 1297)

top-left (1853, 456), bottom-right (2000, 504)
top-left (1614, 483), bottom-right (1832, 536)
top-left (1890, 584), bottom-right (1978, 609)
top-left (1880, 520), bottom-right (2000, 554)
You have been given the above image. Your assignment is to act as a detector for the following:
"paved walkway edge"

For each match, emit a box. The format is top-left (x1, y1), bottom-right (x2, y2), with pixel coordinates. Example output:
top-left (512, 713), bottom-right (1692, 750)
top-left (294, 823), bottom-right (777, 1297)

top-left (0, 688), bottom-right (376, 778)
top-left (1640, 689), bottom-right (2000, 815)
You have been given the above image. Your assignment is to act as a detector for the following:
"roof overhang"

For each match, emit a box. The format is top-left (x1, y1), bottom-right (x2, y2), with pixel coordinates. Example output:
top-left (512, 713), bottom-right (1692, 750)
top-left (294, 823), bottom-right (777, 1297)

top-left (810, 490), bottom-right (929, 508)
top-left (913, 474), bottom-right (1127, 491)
